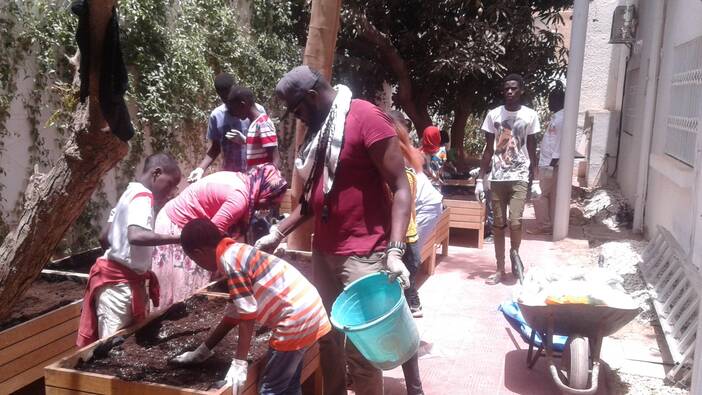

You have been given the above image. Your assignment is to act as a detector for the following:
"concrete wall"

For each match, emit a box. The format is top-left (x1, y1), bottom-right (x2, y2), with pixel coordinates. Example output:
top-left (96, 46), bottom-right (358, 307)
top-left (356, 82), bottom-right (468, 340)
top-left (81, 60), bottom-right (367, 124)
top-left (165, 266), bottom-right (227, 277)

top-left (579, 0), bottom-right (628, 113)
top-left (578, 0), bottom-right (630, 188)
top-left (0, 56), bottom-right (201, 237)
top-left (581, 0), bottom-right (701, 268)
top-left (642, 0), bottom-right (702, 264)
top-left (0, 58), bottom-right (122, 228)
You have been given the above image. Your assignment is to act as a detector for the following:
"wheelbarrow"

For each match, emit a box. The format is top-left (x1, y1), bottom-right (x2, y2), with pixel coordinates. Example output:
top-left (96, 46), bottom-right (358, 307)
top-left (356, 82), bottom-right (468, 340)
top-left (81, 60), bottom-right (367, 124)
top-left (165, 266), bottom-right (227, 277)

top-left (518, 303), bottom-right (639, 395)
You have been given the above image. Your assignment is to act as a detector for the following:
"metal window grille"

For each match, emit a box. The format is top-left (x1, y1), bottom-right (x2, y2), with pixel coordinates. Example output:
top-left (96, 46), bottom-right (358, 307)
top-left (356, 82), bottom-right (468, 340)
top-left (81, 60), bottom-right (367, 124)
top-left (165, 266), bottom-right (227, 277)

top-left (665, 36), bottom-right (702, 167)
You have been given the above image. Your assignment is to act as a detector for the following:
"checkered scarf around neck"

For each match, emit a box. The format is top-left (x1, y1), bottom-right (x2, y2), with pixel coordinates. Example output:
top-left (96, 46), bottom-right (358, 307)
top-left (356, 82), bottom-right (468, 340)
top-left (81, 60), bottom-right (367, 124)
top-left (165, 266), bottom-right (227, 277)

top-left (295, 84), bottom-right (352, 218)
top-left (245, 164), bottom-right (288, 229)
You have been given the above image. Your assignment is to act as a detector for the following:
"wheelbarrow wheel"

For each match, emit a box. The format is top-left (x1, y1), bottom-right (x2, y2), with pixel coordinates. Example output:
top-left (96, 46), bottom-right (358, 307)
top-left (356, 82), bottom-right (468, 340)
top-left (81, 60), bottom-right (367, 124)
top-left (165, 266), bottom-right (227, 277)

top-left (562, 336), bottom-right (590, 389)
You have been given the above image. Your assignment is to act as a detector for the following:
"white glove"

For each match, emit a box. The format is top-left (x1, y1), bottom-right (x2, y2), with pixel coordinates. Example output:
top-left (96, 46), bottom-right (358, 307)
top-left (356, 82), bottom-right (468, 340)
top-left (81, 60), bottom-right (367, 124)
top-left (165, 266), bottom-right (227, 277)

top-left (225, 358), bottom-right (248, 388)
top-left (187, 168), bottom-right (204, 183)
top-left (225, 129), bottom-right (246, 144)
top-left (474, 179), bottom-right (485, 203)
top-left (385, 248), bottom-right (410, 289)
top-left (170, 343), bottom-right (213, 365)
top-left (254, 224), bottom-right (285, 253)
top-left (531, 180), bottom-right (542, 197)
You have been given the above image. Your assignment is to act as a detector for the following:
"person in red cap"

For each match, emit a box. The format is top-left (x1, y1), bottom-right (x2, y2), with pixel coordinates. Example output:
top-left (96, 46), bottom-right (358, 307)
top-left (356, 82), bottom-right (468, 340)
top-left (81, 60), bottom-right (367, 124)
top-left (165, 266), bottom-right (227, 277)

top-left (421, 125), bottom-right (447, 189)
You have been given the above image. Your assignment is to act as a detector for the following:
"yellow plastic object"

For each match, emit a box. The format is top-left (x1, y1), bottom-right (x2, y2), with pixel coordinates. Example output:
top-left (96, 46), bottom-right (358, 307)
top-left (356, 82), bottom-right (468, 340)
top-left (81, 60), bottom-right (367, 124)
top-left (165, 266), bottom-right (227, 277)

top-left (545, 295), bottom-right (592, 305)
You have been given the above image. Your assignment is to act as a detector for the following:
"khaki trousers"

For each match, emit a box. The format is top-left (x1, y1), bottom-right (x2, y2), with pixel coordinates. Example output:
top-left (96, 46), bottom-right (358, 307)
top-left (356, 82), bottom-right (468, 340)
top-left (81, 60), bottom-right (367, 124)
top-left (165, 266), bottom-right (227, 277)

top-left (490, 181), bottom-right (528, 271)
top-left (533, 166), bottom-right (558, 228)
top-left (312, 251), bottom-right (385, 395)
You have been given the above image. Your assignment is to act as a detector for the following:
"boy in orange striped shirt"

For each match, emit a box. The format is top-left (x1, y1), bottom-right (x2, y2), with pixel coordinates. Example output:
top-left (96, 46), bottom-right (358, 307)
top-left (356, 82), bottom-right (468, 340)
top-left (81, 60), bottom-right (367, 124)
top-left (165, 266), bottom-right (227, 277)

top-left (172, 218), bottom-right (331, 394)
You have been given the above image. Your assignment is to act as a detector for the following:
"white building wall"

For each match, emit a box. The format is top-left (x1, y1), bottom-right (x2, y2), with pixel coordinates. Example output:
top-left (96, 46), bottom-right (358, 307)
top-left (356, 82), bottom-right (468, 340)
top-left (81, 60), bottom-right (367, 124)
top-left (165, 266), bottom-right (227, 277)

top-left (643, 0), bottom-right (702, 265)
top-left (579, 0), bottom-right (627, 113)
top-left (578, 0), bottom-right (630, 188)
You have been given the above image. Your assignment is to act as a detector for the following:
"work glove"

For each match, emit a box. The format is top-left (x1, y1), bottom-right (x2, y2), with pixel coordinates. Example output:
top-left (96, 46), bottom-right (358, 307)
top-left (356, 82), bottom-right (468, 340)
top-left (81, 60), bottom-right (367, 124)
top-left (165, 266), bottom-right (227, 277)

top-left (254, 224), bottom-right (285, 253)
top-left (187, 168), bottom-right (204, 183)
top-left (225, 129), bottom-right (246, 144)
top-left (531, 180), bottom-right (542, 197)
top-left (474, 179), bottom-right (485, 203)
top-left (170, 343), bottom-right (214, 365)
top-left (225, 358), bottom-right (249, 389)
top-left (385, 248), bottom-right (410, 289)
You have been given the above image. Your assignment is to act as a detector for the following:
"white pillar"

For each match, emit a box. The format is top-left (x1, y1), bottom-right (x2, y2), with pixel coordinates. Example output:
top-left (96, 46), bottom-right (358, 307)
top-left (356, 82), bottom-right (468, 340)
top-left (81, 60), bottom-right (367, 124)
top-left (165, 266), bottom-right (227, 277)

top-left (553, 0), bottom-right (590, 240)
top-left (632, 0), bottom-right (666, 233)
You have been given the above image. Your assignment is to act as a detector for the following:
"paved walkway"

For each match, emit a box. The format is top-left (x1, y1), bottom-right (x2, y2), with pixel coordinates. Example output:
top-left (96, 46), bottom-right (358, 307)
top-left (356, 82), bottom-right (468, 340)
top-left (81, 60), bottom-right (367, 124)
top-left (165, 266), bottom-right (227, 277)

top-left (375, 222), bottom-right (666, 394)
top-left (380, 236), bottom-right (608, 395)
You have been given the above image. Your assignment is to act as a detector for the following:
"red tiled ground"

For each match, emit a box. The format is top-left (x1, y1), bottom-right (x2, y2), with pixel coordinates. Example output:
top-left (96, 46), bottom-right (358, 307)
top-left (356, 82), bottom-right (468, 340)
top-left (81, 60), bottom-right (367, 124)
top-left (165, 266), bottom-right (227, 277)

top-left (378, 233), bottom-right (610, 395)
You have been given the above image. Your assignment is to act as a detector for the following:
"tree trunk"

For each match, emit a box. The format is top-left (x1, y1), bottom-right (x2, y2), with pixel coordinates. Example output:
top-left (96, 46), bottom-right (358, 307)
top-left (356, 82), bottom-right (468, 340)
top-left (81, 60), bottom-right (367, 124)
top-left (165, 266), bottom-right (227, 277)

top-left (0, 0), bottom-right (128, 321)
top-left (356, 15), bottom-right (432, 133)
top-left (450, 99), bottom-right (471, 162)
top-left (287, 0), bottom-right (343, 251)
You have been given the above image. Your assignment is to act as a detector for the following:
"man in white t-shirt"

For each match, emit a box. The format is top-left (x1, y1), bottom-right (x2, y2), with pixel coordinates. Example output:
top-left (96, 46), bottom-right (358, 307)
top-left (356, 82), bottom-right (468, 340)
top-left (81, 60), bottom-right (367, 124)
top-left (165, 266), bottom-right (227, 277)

top-left (77, 154), bottom-right (183, 347)
top-left (475, 74), bottom-right (540, 285)
top-left (531, 88), bottom-right (565, 235)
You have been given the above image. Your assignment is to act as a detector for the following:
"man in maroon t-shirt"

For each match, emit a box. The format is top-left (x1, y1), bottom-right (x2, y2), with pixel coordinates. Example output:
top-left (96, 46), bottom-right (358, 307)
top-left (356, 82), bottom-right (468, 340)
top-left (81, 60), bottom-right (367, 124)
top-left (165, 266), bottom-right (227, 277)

top-left (256, 66), bottom-right (412, 395)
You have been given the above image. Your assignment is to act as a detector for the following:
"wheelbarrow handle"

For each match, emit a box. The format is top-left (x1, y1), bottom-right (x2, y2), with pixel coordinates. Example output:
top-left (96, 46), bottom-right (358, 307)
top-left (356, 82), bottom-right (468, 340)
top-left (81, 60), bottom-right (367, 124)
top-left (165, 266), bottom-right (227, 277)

top-left (548, 361), bottom-right (600, 395)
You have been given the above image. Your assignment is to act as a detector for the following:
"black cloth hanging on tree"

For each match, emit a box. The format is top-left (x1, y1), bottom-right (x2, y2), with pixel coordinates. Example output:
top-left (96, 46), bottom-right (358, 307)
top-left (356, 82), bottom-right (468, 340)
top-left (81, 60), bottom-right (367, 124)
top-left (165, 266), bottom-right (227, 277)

top-left (71, 0), bottom-right (134, 141)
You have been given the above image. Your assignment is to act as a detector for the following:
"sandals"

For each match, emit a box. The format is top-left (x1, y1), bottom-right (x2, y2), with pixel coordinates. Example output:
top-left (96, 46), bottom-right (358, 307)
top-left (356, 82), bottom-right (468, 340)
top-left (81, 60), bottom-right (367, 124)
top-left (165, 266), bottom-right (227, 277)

top-left (485, 271), bottom-right (505, 285)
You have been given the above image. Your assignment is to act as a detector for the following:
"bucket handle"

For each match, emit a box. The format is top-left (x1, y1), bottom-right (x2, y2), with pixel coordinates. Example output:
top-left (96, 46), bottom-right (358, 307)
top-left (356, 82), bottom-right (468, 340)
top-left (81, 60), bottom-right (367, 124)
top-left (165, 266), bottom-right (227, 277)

top-left (341, 271), bottom-right (399, 292)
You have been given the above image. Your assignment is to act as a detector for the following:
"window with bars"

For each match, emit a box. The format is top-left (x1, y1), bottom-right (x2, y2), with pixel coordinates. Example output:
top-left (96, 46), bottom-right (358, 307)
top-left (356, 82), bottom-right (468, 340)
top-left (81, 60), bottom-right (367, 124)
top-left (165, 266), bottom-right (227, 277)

top-left (665, 36), bottom-right (702, 167)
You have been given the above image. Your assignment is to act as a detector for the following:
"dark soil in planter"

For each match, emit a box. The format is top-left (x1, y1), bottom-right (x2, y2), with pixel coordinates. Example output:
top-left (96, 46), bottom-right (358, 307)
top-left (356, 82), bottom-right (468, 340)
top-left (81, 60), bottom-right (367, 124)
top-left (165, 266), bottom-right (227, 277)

top-left (0, 274), bottom-right (86, 332)
top-left (76, 295), bottom-right (271, 391)
top-left (46, 247), bottom-right (104, 274)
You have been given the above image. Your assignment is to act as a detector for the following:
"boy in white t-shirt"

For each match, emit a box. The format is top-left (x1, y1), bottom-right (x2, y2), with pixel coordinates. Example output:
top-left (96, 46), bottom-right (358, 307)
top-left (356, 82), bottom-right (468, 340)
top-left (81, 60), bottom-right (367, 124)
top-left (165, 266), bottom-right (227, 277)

top-left (531, 87), bottom-right (565, 235)
top-left (475, 74), bottom-right (540, 285)
top-left (77, 153), bottom-right (182, 347)
top-left (226, 85), bottom-right (279, 169)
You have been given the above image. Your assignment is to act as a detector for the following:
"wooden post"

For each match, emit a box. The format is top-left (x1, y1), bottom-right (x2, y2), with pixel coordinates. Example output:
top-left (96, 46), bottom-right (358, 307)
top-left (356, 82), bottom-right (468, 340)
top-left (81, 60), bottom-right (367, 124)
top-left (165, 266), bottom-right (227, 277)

top-left (0, 0), bottom-right (128, 321)
top-left (286, 0), bottom-right (343, 251)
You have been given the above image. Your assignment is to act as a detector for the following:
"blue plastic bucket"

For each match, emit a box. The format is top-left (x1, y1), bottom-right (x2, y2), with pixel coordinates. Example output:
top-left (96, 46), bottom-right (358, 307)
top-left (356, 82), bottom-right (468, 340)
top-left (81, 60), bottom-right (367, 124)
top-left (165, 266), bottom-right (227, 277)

top-left (330, 272), bottom-right (420, 370)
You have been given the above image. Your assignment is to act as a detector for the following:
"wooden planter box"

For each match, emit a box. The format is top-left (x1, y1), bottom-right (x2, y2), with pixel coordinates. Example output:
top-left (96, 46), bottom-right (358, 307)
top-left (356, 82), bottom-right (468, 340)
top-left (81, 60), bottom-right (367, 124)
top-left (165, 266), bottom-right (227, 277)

top-left (419, 207), bottom-right (450, 275)
top-left (44, 295), bottom-right (322, 395)
top-left (1, 273), bottom-right (86, 393)
top-left (443, 195), bottom-right (485, 249)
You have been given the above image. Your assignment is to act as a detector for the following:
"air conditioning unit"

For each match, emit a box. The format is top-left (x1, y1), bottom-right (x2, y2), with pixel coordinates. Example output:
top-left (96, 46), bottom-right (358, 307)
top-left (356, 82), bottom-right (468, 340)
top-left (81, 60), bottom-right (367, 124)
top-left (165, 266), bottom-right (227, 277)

top-left (610, 5), bottom-right (636, 44)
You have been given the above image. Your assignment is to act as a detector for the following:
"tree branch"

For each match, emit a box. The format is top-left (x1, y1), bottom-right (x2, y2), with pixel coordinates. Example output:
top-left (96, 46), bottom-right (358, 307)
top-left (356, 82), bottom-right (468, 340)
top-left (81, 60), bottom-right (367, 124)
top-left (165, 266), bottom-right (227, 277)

top-left (0, 0), bottom-right (128, 321)
top-left (355, 12), bottom-right (432, 131)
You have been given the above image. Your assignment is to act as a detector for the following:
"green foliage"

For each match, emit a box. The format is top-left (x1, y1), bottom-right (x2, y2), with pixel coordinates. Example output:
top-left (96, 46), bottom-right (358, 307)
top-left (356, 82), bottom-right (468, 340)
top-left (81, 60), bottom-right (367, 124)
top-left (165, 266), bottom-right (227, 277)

top-left (462, 114), bottom-right (486, 158)
top-left (0, 0), bottom-right (305, 253)
top-left (336, 0), bottom-right (570, 120)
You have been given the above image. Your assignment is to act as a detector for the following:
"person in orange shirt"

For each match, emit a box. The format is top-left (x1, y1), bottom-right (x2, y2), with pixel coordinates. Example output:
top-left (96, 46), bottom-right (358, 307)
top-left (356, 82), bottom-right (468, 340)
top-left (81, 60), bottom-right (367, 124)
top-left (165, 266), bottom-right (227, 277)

top-left (171, 218), bottom-right (331, 394)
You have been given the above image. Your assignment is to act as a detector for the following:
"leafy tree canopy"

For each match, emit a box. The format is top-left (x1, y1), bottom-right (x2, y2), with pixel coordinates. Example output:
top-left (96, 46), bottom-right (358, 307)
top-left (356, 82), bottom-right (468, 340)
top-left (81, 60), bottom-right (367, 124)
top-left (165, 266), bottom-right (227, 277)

top-left (334, 0), bottom-right (571, 154)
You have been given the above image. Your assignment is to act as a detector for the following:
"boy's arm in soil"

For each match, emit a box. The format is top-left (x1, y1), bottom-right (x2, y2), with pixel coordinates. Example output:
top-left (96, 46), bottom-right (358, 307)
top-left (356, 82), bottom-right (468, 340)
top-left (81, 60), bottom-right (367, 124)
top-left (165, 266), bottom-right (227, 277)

top-left (234, 319), bottom-right (254, 360)
top-left (127, 225), bottom-right (180, 246)
top-left (204, 317), bottom-right (238, 350)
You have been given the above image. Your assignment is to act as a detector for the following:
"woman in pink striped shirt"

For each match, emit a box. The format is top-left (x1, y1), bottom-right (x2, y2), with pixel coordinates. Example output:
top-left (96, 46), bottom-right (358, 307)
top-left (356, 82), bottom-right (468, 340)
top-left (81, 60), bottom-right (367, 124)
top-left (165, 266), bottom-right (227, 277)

top-left (152, 164), bottom-right (287, 310)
